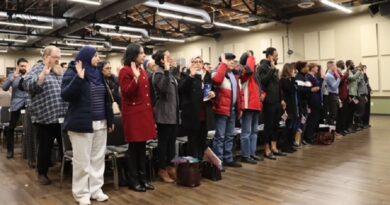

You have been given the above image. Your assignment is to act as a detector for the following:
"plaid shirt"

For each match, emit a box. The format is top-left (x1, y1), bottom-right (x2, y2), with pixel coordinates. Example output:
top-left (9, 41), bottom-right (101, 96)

top-left (23, 63), bottom-right (67, 124)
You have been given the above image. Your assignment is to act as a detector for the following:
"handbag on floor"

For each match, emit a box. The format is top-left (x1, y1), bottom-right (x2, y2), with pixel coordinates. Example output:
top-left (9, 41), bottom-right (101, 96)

top-left (201, 161), bottom-right (222, 181)
top-left (317, 125), bottom-right (335, 145)
top-left (173, 157), bottom-right (201, 187)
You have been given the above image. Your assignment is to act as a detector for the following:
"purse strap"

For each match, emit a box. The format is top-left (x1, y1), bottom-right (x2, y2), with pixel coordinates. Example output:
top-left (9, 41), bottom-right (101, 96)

top-left (104, 79), bottom-right (115, 103)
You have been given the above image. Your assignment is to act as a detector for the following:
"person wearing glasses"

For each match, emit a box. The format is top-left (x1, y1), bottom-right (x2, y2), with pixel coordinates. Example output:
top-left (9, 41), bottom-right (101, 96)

top-left (100, 61), bottom-right (121, 109)
top-left (23, 46), bottom-right (67, 185)
top-left (179, 56), bottom-right (215, 160)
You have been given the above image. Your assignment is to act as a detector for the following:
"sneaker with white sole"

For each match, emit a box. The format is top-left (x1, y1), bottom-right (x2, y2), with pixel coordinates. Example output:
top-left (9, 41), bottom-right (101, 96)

top-left (91, 193), bottom-right (109, 202)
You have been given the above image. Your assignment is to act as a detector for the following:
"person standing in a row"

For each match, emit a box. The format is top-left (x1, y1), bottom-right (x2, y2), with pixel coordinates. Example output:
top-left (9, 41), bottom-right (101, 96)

top-left (260, 47), bottom-right (286, 160)
top-left (152, 50), bottom-right (179, 183)
top-left (119, 44), bottom-right (157, 192)
top-left (212, 53), bottom-right (243, 169)
top-left (179, 56), bottom-right (215, 160)
top-left (61, 46), bottom-right (114, 205)
top-left (2, 58), bottom-right (29, 159)
top-left (23, 46), bottom-right (67, 185)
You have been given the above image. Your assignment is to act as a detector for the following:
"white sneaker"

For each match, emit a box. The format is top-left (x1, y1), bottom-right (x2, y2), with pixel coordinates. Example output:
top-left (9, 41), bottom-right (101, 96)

top-left (78, 198), bottom-right (91, 205)
top-left (91, 193), bottom-right (109, 202)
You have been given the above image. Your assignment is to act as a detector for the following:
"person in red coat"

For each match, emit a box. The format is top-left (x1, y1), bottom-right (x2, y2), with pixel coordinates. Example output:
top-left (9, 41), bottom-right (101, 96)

top-left (118, 43), bottom-right (157, 192)
top-left (239, 51), bottom-right (266, 164)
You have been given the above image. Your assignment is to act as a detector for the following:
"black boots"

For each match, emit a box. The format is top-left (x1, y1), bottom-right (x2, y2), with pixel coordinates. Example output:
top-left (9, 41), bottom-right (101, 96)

top-left (139, 171), bottom-right (154, 190)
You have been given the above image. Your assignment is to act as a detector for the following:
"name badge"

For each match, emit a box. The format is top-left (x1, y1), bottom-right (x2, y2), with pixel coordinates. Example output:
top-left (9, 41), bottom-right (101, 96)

top-left (58, 118), bottom-right (64, 124)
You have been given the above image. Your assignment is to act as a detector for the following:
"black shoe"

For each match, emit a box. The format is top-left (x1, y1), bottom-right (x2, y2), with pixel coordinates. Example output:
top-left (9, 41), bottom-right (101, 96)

top-left (283, 147), bottom-right (297, 153)
top-left (129, 183), bottom-right (146, 192)
top-left (272, 151), bottom-right (287, 156)
top-left (241, 157), bottom-right (257, 164)
top-left (264, 153), bottom-right (277, 160)
top-left (38, 175), bottom-right (51, 185)
top-left (141, 181), bottom-right (154, 190)
top-left (6, 150), bottom-right (14, 159)
top-left (251, 155), bottom-right (264, 161)
top-left (223, 161), bottom-right (242, 168)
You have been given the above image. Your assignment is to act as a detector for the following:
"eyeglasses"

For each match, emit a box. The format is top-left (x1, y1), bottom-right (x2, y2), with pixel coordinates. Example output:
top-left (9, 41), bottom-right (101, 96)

top-left (192, 60), bottom-right (203, 63)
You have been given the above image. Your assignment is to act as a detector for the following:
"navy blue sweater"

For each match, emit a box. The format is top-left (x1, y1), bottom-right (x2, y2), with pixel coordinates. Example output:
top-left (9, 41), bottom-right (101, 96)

top-left (61, 63), bottom-right (114, 133)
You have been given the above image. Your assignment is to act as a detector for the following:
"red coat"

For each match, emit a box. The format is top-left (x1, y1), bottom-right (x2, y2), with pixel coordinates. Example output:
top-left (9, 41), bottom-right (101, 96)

top-left (240, 56), bottom-right (265, 111)
top-left (118, 66), bottom-right (157, 142)
top-left (212, 63), bottom-right (243, 117)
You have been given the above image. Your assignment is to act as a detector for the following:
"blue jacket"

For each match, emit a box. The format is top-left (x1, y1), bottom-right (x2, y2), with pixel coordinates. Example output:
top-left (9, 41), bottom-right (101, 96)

top-left (61, 62), bottom-right (114, 133)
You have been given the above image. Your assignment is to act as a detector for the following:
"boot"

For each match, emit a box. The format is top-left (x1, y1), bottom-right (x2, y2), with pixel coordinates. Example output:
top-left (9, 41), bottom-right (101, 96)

top-left (158, 169), bottom-right (174, 183)
top-left (126, 152), bottom-right (146, 192)
top-left (294, 132), bottom-right (302, 147)
top-left (139, 171), bottom-right (154, 190)
top-left (167, 166), bottom-right (177, 181)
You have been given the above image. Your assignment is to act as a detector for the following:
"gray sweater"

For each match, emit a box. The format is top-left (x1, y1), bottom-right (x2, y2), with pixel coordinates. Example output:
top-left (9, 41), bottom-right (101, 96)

top-left (348, 69), bottom-right (362, 96)
top-left (152, 68), bottom-right (179, 125)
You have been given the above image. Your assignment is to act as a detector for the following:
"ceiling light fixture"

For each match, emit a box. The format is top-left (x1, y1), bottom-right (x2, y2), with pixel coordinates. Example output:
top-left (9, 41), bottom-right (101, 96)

top-left (111, 45), bottom-right (127, 50)
top-left (150, 36), bottom-right (185, 43)
top-left (99, 31), bottom-right (142, 39)
top-left (1, 38), bottom-right (28, 43)
top-left (156, 11), bottom-right (206, 23)
top-left (213, 22), bottom-right (250, 31)
top-left (297, 0), bottom-right (315, 9)
top-left (0, 21), bottom-right (53, 29)
top-left (61, 52), bottom-right (74, 56)
top-left (65, 41), bottom-right (104, 48)
top-left (94, 23), bottom-right (149, 37)
top-left (320, 0), bottom-right (352, 13)
top-left (0, 48), bottom-right (7, 53)
top-left (68, 0), bottom-right (101, 5)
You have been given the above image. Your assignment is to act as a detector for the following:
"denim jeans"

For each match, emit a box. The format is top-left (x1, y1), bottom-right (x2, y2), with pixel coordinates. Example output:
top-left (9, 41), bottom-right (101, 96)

top-left (240, 110), bottom-right (259, 158)
top-left (212, 111), bottom-right (236, 163)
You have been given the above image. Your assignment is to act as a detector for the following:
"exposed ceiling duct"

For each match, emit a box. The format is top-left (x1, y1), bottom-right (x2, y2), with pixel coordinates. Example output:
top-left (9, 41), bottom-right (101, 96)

top-left (27, 0), bottom-right (120, 46)
top-left (143, 1), bottom-right (212, 23)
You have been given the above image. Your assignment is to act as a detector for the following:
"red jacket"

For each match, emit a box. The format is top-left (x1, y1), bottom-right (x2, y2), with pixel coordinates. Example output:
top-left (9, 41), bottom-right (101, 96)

top-left (339, 71), bottom-right (349, 101)
top-left (119, 66), bottom-right (157, 142)
top-left (212, 63), bottom-right (242, 117)
top-left (240, 56), bottom-right (265, 111)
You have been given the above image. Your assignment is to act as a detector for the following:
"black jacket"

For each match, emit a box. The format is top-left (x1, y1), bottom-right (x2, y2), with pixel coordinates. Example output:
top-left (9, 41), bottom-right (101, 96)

top-left (105, 75), bottom-right (121, 109)
top-left (259, 60), bottom-right (280, 104)
top-left (295, 73), bottom-right (311, 115)
top-left (179, 71), bottom-right (214, 132)
top-left (280, 78), bottom-right (300, 120)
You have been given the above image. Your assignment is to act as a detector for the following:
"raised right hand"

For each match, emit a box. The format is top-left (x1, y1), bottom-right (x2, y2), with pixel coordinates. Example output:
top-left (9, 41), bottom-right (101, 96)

top-left (164, 55), bottom-right (170, 71)
top-left (131, 62), bottom-right (140, 78)
top-left (76, 60), bottom-right (85, 79)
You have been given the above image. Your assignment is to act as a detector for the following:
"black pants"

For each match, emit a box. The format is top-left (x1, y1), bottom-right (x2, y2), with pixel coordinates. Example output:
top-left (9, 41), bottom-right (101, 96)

top-left (126, 142), bottom-right (147, 180)
top-left (5, 109), bottom-right (22, 152)
top-left (186, 121), bottom-right (208, 160)
top-left (263, 103), bottom-right (280, 144)
top-left (363, 94), bottom-right (371, 125)
top-left (35, 123), bottom-right (62, 175)
top-left (327, 94), bottom-right (339, 125)
top-left (157, 123), bottom-right (178, 169)
top-left (304, 107), bottom-right (321, 142)
top-left (354, 96), bottom-right (366, 126)
top-left (347, 97), bottom-right (357, 129)
top-left (322, 95), bottom-right (329, 124)
top-left (336, 100), bottom-right (349, 132)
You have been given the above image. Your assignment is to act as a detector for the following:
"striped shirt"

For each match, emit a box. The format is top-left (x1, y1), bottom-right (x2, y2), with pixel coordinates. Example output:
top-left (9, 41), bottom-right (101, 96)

top-left (90, 82), bottom-right (106, 121)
